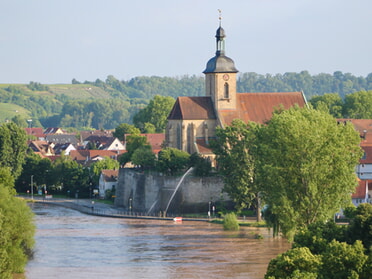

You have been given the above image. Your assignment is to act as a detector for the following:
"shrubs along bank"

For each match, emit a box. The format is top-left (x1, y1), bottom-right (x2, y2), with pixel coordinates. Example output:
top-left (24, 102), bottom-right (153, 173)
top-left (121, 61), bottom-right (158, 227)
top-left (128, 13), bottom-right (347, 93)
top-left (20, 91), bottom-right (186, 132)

top-left (265, 203), bottom-right (372, 279)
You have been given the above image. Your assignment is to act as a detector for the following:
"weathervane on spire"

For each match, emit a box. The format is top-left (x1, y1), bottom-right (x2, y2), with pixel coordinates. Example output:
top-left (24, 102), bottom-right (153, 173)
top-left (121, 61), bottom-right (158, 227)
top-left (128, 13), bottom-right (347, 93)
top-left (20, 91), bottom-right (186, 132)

top-left (218, 9), bottom-right (222, 26)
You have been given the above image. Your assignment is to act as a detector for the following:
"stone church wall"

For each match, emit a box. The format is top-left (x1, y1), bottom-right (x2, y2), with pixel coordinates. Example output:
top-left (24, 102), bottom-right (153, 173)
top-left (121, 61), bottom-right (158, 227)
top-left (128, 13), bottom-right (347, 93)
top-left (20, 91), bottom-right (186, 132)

top-left (115, 168), bottom-right (231, 215)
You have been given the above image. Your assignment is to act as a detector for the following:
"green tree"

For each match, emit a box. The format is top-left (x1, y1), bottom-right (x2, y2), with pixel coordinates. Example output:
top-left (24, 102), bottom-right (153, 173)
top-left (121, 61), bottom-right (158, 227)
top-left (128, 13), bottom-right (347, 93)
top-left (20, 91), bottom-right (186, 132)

top-left (189, 153), bottom-right (212, 177)
top-left (113, 123), bottom-right (140, 141)
top-left (133, 95), bottom-right (175, 132)
top-left (0, 122), bottom-right (28, 179)
top-left (343, 90), bottom-right (372, 118)
top-left (211, 119), bottom-right (260, 215)
top-left (309, 93), bottom-right (343, 118)
top-left (90, 157), bottom-right (119, 186)
top-left (320, 240), bottom-right (367, 279)
top-left (0, 168), bottom-right (35, 277)
top-left (157, 147), bottom-right (190, 175)
top-left (255, 107), bottom-right (362, 239)
top-left (347, 203), bottom-right (372, 251)
top-left (293, 221), bottom-right (347, 255)
top-left (131, 145), bottom-right (156, 170)
top-left (265, 247), bottom-right (320, 279)
top-left (119, 134), bottom-right (148, 166)
top-left (143, 122), bottom-right (156, 134)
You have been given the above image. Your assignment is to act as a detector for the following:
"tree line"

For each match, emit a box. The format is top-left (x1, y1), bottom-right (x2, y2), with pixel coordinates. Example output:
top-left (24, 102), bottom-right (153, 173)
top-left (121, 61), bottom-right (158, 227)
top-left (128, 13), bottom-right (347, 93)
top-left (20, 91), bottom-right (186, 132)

top-left (1, 71), bottom-right (371, 130)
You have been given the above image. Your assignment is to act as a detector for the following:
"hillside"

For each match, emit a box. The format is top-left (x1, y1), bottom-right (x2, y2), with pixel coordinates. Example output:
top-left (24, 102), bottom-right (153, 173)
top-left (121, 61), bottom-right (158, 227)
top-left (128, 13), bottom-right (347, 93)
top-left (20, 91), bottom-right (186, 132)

top-left (0, 72), bottom-right (371, 130)
top-left (0, 103), bottom-right (31, 123)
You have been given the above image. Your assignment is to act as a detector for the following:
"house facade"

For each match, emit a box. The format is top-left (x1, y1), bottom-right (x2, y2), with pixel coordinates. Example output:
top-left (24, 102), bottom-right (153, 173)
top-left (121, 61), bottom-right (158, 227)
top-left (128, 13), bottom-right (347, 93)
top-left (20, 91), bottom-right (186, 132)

top-left (99, 169), bottom-right (119, 198)
top-left (165, 23), bottom-right (307, 156)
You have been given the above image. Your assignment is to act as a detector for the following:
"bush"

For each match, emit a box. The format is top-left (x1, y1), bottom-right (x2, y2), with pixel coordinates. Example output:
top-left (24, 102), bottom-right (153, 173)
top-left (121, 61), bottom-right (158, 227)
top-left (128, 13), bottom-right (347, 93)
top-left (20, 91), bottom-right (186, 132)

top-left (0, 185), bottom-right (35, 276)
top-left (223, 212), bottom-right (240, 231)
top-left (265, 247), bottom-right (320, 279)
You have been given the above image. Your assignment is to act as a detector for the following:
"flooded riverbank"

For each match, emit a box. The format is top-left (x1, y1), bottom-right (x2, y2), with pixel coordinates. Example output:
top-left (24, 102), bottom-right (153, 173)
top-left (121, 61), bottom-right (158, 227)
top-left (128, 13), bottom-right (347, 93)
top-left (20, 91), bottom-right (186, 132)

top-left (26, 203), bottom-right (290, 279)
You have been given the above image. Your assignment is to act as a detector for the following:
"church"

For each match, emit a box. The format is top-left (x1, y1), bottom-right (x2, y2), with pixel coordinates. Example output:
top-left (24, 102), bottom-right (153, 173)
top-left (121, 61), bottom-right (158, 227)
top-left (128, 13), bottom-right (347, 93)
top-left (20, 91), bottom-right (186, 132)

top-left (165, 22), bottom-right (307, 157)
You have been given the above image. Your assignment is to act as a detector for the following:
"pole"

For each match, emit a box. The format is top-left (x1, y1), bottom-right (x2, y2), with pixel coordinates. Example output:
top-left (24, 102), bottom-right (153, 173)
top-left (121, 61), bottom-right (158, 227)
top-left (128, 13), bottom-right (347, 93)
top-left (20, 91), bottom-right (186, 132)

top-left (31, 175), bottom-right (34, 200)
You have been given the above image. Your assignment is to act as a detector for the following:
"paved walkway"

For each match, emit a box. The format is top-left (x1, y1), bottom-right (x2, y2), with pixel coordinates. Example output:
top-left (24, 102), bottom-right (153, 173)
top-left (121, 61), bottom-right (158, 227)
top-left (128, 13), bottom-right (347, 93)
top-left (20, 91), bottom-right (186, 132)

top-left (24, 196), bottom-right (209, 222)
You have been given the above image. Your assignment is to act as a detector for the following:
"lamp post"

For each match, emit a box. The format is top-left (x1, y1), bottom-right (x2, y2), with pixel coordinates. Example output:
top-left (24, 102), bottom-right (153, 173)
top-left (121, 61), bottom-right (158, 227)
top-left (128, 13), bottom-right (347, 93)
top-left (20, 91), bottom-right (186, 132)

top-left (30, 175), bottom-right (34, 200)
top-left (208, 201), bottom-right (211, 218)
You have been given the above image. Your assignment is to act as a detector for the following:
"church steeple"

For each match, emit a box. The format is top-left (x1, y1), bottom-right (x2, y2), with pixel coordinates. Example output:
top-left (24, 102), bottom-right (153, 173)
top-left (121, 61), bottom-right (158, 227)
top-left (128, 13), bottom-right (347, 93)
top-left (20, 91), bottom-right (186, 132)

top-left (216, 11), bottom-right (226, 56)
top-left (203, 12), bottom-right (238, 111)
top-left (203, 11), bottom-right (238, 74)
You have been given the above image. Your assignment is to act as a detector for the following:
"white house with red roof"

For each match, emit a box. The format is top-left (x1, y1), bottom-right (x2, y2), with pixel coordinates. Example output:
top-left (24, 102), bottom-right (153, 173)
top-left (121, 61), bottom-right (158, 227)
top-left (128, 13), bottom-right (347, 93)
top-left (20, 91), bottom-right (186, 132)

top-left (99, 169), bottom-right (119, 198)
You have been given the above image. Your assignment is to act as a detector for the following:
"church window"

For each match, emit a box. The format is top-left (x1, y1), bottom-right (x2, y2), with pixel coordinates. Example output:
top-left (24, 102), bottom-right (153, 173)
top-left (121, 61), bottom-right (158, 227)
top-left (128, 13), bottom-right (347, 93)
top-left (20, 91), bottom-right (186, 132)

top-left (224, 82), bottom-right (229, 99)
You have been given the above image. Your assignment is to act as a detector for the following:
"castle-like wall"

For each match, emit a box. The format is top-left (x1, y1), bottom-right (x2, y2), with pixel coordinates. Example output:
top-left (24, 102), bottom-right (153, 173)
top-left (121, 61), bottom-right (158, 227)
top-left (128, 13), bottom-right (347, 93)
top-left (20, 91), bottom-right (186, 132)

top-left (115, 168), bottom-right (230, 214)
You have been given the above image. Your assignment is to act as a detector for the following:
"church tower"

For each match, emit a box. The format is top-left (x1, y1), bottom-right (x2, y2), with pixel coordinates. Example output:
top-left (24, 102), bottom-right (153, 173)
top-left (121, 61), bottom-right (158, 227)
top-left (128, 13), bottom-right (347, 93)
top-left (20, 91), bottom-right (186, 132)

top-left (203, 17), bottom-right (238, 112)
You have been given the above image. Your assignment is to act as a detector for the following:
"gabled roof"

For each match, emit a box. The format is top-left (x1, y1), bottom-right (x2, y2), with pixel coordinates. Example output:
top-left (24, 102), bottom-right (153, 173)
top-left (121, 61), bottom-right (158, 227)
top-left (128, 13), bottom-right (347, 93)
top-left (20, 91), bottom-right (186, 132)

top-left (337, 119), bottom-right (372, 146)
top-left (80, 130), bottom-right (113, 141)
top-left (101, 169), bottom-right (119, 182)
top-left (28, 140), bottom-right (54, 156)
top-left (69, 150), bottom-right (126, 165)
top-left (44, 127), bottom-right (65, 135)
top-left (219, 92), bottom-right (306, 126)
top-left (352, 179), bottom-right (370, 199)
top-left (168, 97), bottom-right (217, 120)
top-left (140, 133), bottom-right (165, 153)
top-left (360, 146), bottom-right (372, 164)
top-left (53, 143), bottom-right (76, 155)
top-left (195, 139), bottom-right (213, 154)
top-left (24, 127), bottom-right (44, 138)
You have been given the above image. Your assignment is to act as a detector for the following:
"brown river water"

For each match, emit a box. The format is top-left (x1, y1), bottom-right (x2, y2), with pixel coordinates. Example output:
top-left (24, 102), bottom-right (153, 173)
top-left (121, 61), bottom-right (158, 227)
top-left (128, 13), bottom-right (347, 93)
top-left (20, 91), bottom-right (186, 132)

top-left (26, 203), bottom-right (290, 279)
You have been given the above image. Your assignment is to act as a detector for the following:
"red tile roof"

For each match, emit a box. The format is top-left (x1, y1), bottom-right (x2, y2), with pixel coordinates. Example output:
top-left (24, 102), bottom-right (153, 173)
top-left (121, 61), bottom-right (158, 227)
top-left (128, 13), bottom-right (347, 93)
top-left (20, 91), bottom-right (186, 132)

top-left (69, 150), bottom-right (126, 164)
top-left (196, 139), bottom-right (213, 154)
top-left (337, 119), bottom-right (372, 146)
top-left (140, 133), bottom-right (165, 153)
top-left (168, 97), bottom-right (217, 120)
top-left (24, 127), bottom-right (44, 138)
top-left (352, 179), bottom-right (370, 199)
top-left (220, 92), bottom-right (306, 126)
top-left (101, 169), bottom-right (119, 182)
top-left (360, 146), bottom-right (372, 164)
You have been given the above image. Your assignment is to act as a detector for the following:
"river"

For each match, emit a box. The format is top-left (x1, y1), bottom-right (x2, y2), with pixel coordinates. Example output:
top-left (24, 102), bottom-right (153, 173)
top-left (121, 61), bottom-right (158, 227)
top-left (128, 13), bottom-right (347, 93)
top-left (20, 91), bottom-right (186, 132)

top-left (26, 203), bottom-right (290, 279)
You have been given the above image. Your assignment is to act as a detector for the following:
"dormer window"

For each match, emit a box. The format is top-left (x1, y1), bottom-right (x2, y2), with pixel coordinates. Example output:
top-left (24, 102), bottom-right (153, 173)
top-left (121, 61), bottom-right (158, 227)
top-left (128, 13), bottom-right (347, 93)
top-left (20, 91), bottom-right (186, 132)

top-left (224, 82), bottom-right (229, 99)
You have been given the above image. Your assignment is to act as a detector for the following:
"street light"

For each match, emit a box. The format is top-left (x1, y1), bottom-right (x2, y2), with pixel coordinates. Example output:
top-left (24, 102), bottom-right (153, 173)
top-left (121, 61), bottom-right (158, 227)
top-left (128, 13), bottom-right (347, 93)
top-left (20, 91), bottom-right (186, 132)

top-left (208, 201), bottom-right (211, 218)
top-left (30, 175), bottom-right (34, 200)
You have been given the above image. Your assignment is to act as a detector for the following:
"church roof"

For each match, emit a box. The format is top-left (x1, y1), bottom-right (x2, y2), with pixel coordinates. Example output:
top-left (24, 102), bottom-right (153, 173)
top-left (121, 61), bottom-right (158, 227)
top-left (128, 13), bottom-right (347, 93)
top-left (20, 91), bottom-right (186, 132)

top-left (203, 55), bottom-right (238, 73)
top-left (168, 96), bottom-right (217, 120)
top-left (219, 92), bottom-right (307, 126)
top-left (167, 92), bottom-right (306, 126)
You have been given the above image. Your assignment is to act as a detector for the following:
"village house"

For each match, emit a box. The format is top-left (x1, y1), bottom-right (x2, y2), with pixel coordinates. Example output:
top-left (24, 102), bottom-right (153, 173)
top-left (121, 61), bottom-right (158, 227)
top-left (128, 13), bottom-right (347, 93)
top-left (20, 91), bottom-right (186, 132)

top-left (98, 169), bottom-right (119, 199)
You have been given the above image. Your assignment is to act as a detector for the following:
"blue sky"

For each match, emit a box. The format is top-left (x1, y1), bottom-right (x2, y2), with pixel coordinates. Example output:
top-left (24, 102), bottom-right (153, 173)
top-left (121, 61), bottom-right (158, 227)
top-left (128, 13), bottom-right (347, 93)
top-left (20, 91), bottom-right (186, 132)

top-left (1, 0), bottom-right (371, 84)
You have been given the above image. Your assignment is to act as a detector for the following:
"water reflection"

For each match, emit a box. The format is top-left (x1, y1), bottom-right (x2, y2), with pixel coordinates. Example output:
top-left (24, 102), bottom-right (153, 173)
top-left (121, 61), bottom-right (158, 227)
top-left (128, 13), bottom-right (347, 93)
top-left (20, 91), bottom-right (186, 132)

top-left (26, 203), bottom-right (290, 279)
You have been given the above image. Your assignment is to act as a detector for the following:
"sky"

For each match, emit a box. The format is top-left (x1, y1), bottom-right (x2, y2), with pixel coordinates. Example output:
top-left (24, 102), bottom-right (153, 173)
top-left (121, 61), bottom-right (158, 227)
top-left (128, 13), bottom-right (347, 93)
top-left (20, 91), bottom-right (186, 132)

top-left (1, 0), bottom-right (371, 84)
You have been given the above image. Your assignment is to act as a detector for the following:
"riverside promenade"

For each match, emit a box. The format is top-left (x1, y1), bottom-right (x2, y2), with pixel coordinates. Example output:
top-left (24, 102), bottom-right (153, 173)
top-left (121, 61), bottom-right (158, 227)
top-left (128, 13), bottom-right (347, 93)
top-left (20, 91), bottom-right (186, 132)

top-left (24, 196), bottom-right (209, 222)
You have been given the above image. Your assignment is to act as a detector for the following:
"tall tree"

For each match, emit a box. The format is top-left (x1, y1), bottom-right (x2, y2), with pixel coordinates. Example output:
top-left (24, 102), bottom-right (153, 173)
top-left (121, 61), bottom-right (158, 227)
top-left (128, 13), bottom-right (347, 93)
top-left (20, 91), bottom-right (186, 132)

top-left (133, 95), bottom-right (175, 133)
top-left (211, 119), bottom-right (260, 216)
top-left (157, 147), bottom-right (190, 176)
top-left (90, 157), bottom-right (119, 186)
top-left (0, 122), bottom-right (27, 179)
top-left (309, 93), bottom-right (343, 118)
top-left (113, 123), bottom-right (140, 141)
top-left (343, 90), bottom-right (372, 118)
top-left (255, 107), bottom-right (362, 239)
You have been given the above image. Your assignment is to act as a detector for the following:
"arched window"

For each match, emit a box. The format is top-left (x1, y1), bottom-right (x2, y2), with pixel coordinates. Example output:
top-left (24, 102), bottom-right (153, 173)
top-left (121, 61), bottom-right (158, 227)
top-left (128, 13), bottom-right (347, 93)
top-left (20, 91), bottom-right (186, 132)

top-left (224, 82), bottom-right (229, 99)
